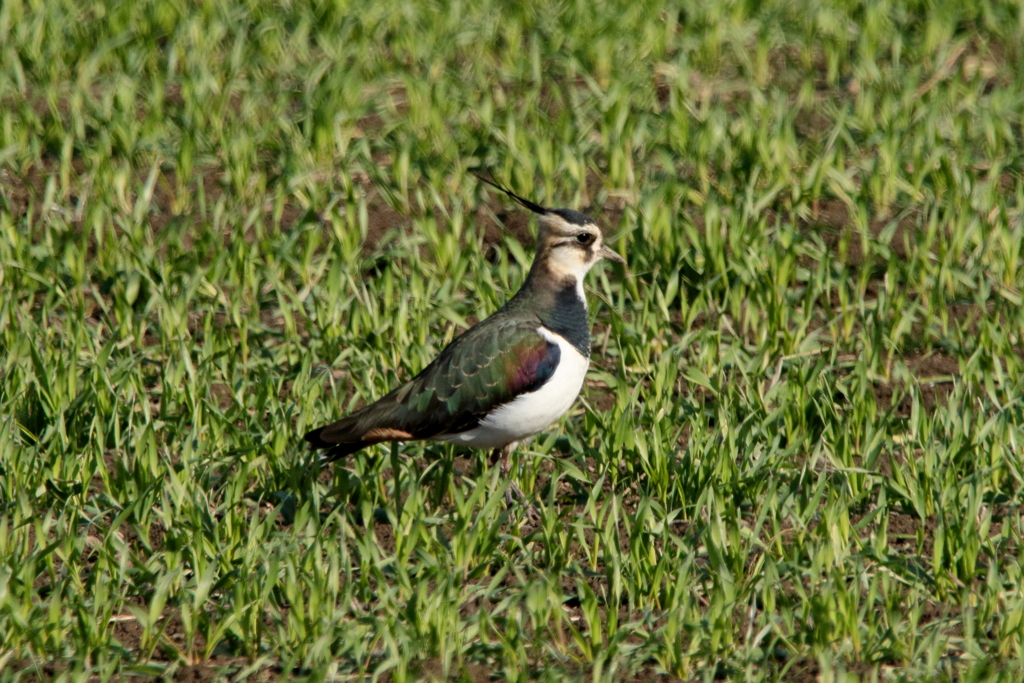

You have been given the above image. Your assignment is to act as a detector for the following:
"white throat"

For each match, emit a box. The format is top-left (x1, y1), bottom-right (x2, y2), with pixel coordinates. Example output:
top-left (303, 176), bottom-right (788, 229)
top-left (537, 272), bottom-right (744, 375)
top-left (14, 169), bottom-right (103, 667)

top-left (546, 249), bottom-right (597, 299)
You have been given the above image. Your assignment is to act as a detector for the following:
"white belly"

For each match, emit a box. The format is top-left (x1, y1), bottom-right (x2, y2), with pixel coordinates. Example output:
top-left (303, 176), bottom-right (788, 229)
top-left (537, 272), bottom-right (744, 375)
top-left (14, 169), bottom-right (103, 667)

top-left (437, 327), bottom-right (589, 450)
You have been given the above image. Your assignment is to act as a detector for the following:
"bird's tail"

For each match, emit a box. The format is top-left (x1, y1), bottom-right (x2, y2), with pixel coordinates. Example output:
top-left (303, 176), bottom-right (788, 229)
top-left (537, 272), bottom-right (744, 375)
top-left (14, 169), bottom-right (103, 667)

top-left (304, 400), bottom-right (415, 461)
top-left (303, 426), bottom-right (369, 461)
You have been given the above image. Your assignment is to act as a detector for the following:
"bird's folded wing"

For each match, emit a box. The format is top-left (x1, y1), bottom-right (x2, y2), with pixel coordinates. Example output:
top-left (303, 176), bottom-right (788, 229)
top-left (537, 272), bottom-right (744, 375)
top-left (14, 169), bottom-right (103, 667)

top-left (307, 318), bottom-right (560, 457)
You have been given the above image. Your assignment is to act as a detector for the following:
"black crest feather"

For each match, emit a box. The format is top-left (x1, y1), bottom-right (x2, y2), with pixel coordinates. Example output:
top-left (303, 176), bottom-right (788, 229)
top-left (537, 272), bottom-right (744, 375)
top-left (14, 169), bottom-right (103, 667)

top-left (474, 173), bottom-right (550, 216)
top-left (475, 173), bottom-right (595, 226)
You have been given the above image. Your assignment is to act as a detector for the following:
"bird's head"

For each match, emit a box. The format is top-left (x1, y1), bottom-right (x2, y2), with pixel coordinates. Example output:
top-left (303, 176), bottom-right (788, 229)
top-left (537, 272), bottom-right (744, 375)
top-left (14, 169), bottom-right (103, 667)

top-left (477, 175), bottom-right (625, 283)
top-left (534, 209), bottom-right (625, 281)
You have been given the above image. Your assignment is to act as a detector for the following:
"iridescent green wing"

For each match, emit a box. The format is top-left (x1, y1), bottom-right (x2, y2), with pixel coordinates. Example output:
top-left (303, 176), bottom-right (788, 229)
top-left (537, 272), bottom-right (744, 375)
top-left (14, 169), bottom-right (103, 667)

top-left (306, 317), bottom-right (560, 458)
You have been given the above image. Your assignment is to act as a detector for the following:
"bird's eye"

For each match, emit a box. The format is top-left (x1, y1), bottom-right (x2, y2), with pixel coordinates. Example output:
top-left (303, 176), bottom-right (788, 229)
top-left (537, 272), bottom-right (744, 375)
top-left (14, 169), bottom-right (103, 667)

top-left (576, 233), bottom-right (594, 245)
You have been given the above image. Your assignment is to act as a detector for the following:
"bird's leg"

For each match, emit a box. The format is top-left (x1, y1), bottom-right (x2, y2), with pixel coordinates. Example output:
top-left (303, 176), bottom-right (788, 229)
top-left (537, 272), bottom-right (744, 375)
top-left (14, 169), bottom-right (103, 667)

top-left (497, 441), bottom-right (518, 477)
top-left (490, 442), bottom-right (540, 522)
top-left (490, 441), bottom-right (528, 505)
top-left (390, 441), bottom-right (403, 524)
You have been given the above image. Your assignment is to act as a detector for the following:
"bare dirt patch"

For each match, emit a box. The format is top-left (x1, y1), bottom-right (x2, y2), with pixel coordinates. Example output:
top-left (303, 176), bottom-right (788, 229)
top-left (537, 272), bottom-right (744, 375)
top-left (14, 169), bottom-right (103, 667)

top-left (872, 353), bottom-right (958, 416)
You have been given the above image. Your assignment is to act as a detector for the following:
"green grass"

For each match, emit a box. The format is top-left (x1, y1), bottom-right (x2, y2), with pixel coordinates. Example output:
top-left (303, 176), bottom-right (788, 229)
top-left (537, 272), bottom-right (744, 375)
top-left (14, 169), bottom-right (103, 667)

top-left (3, 0), bottom-right (1024, 680)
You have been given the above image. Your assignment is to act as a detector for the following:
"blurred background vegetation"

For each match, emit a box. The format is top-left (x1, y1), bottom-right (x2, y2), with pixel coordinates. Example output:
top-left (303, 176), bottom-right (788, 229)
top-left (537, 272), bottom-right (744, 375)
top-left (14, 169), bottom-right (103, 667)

top-left (2, 0), bottom-right (1024, 681)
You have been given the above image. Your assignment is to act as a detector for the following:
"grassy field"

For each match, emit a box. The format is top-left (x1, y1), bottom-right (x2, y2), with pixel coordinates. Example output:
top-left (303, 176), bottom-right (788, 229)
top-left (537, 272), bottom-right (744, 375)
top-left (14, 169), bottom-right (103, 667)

top-left (2, 0), bottom-right (1024, 680)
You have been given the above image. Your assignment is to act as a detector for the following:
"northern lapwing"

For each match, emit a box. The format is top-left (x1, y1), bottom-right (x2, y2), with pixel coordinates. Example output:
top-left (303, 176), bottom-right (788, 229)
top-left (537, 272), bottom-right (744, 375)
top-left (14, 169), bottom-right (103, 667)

top-left (304, 177), bottom-right (625, 498)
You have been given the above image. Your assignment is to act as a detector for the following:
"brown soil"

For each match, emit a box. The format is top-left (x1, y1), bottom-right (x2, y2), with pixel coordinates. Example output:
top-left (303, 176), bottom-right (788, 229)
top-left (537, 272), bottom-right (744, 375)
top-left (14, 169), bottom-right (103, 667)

top-left (888, 511), bottom-right (936, 558)
top-left (783, 656), bottom-right (820, 683)
top-left (111, 615), bottom-right (144, 651)
top-left (417, 659), bottom-right (495, 682)
top-left (374, 517), bottom-right (398, 554)
top-left (872, 353), bottom-right (959, 416)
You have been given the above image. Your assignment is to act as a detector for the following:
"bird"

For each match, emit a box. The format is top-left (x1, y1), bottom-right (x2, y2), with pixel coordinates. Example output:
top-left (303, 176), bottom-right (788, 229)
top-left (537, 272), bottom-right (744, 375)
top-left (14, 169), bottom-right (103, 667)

top-left (304, 176), bottom-right (625, 499)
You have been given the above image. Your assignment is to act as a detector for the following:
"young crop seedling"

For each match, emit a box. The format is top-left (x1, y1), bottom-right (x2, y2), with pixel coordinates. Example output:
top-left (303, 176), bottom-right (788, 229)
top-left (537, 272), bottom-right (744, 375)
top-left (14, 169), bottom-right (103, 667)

top-left (2, 0), bottom-right (1023, 681)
